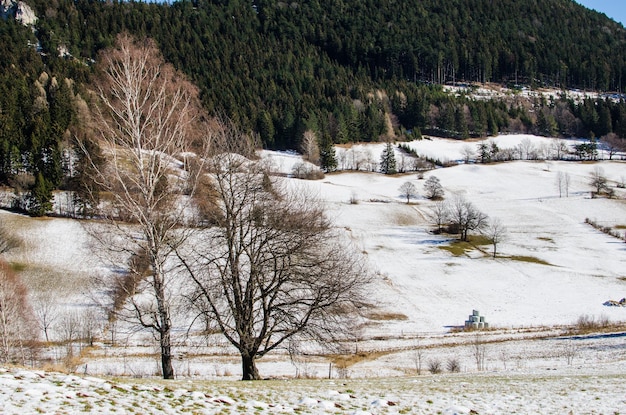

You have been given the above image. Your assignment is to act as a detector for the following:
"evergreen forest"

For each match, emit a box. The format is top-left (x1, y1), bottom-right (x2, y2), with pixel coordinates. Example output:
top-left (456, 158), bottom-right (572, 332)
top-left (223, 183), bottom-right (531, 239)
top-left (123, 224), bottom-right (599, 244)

top-left (1, 0), bottom-right (626, 215)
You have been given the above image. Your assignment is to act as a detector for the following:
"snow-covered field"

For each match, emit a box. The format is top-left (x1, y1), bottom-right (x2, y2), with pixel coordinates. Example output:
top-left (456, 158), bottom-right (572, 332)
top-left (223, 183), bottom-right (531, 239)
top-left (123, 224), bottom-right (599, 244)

top-left (1, 365), bottom-right (625, 414)
top-left (1, 134), bottom-right (626, 414)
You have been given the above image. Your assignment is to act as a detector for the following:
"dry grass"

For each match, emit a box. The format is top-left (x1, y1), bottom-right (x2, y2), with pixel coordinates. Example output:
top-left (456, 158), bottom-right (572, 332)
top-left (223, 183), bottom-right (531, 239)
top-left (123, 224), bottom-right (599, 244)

top-left (391, 211), bottom-right (418, 226)
top-left (439, 241), bottom-right (472, 256)
top-left (329, 350), bottom-right (394, 368)
top-left (366, 311), bottom-right (409, 321)
top-left (507, 255), bottom-right (552, 266)
top-left (537, 236), bottom-right (555, 243)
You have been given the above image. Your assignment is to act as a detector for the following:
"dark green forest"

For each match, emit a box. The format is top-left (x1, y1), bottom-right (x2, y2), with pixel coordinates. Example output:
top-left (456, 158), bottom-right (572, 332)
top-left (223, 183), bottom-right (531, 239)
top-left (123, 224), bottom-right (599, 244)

top-left (1, 0), bottom-right (626, 214)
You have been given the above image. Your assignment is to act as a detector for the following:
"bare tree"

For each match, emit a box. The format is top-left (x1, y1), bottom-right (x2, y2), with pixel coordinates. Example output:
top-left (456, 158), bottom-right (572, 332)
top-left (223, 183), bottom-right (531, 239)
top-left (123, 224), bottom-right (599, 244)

top-left (448, 195), bottom-right (488, 241)
top-left (179, 150), bottom-right (370, 380)
top-left (602, 133), bottom-right (625, 161)
top-left (561, 340), bottom-right (578, 366)
top-left (473, 334), bottom-right (487, 371)
top-left (300, 130), bottom-right (320, 166)
top-left (428, 200), bottom-right (449, 233)
top-left (83, 33), bottom-right (208, 379)
top-left (563, 171), bottom-right (571, 197)
top-left (484, 218), bottom-right (506, 258)
top-left (589, 166), bottom-right (609, 196)
top-left (398, 181), bottom-right (418, 204)
top-left (0, 261), bottom-right (38, 365)
top-left (556, 171), bottom-right (564, 198)
top-left (461, 145), bottom-right (474, 164)
top-left (423, 175), bottom-right (444, 200)
top-left (412, 338), bottom-right (425, 375)
top-left (517, 137), bottom-right (535, 160)
top-left (32, 290), bottom-right (60, 343)
top-left (551, 139), bottom-right (569, 160)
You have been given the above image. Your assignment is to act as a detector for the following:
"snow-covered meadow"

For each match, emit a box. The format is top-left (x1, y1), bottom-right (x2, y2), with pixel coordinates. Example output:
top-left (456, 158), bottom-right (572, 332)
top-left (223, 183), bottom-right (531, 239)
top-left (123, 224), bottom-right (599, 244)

top-left (1, 134), bottom-right (626, 414)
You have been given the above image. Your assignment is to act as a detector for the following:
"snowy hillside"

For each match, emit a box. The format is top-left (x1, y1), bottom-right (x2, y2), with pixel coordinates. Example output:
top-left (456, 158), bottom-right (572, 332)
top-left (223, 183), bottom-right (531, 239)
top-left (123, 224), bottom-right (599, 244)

top-left (1, 134), bottom-right (625, 413)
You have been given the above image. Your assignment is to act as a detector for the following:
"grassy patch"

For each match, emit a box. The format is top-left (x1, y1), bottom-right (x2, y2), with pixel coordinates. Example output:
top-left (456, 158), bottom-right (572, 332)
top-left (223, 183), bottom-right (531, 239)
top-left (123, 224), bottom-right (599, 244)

top-left (508, 255), bottom-right (552, 266)
top-left (537, 236), bottom-right (555, 243)
top-left (9, 261), bottom-right (27, 272)
top-left (366, 311), bottom-right (409, 321)
top-left (439, 236), bottom-right (489, 256)
top-left (468, 235), bottom-right (491, 246)
top-left (615, 224), bottom-right (626, 230)
top-left (439, 240), bottom-right (472, 256)
top-left (391, 211), bottom-right (418, 226)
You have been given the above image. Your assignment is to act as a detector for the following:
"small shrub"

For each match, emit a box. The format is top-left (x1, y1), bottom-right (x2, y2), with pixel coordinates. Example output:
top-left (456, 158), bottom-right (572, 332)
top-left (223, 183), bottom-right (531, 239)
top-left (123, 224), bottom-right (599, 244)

top-left (446, 357), bottom-right (461, 373)
top-left (576, 314), bottom-right (596, 330)
top-left (349, 192), bottom-right (359, 205)
top-left (291, 162), bottom-right (324, 180)
top-left (427, 359), bottom-right (442, 374)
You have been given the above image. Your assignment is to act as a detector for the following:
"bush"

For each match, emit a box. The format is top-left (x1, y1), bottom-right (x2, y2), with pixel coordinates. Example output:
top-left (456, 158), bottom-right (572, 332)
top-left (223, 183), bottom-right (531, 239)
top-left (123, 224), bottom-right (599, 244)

top-left (291, 162), bottom-right (324, 180)
top-left (446, 357), bottom-right (461, 373)
top-left (427, 358), bottom-right (442, 374)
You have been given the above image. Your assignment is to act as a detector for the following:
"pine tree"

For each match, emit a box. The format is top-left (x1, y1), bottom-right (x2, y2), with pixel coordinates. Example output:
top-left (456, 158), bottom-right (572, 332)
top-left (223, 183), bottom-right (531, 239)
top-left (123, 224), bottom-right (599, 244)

top-left (319, 133), bottom-right (337, 173)
top-left (28, 173), bottom-right (53, 216)
top-left (379, 142), bottom-right (397, 174)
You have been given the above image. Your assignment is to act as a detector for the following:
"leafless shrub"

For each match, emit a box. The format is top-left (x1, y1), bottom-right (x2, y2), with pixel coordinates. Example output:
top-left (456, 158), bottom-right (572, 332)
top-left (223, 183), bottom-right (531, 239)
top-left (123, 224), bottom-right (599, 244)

top-left (575, 313), bottom-right (611, 332)
top-left (288, 340), bottom-right (314, 379)
top-left (446, 357), bottom-right (461, 373)
top-left (349, 192), bottom-right (360, 205)
top-left (561, 340), bottom-right (578, 366)
top-left (473, 334), bottom-right (487, 371)
top-left (291, 161), bottom-right (324, 180)
top-left (427, 358), bottom-right (442, 374)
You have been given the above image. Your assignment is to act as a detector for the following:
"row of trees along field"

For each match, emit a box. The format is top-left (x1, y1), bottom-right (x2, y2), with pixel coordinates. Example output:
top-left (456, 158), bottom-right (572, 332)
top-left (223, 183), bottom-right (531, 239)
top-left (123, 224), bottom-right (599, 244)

top-left (1, 0), bottom-right (626, 215)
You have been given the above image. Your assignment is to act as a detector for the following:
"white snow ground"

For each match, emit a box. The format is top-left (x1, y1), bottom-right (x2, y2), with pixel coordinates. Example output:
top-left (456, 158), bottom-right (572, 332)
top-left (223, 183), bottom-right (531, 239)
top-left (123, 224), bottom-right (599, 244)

top-left (1, 134), bottom-right (626, 414)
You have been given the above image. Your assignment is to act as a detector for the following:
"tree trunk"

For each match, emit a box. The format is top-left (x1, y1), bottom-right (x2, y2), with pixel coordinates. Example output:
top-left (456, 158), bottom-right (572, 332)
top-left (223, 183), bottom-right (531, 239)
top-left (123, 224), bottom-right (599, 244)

top-left (160, 335), bottom-right (174, 379)
top-left (241, 352), bottom-right (261, 380)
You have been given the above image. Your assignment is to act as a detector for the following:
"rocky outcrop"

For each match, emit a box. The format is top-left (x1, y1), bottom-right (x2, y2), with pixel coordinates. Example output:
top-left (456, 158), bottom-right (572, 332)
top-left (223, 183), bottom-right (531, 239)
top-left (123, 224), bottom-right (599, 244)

top-left (1, 0), bottom-right (37, 26)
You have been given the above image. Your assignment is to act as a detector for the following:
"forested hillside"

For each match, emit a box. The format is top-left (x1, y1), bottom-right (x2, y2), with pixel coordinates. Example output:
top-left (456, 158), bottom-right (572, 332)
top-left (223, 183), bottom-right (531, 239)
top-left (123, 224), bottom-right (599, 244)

top-left (1, 0), bottom-right (626, 215)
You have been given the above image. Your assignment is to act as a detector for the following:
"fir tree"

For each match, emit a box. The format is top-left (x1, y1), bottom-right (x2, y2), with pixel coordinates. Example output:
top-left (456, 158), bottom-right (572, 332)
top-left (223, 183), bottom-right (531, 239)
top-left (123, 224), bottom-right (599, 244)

top-left (319, 133), bottom-right (337, 173)
top-left (379, 142), bottom-right (397, 174)
top-left (28, 173), bottom-right (53, 216)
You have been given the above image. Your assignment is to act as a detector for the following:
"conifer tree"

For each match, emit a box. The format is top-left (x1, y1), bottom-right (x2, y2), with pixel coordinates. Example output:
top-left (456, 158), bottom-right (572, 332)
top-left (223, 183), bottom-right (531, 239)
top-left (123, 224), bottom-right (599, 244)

top-left (319, 133), bottom-right (337, 173)
top-left (379, 142), bottom-right (397, 174)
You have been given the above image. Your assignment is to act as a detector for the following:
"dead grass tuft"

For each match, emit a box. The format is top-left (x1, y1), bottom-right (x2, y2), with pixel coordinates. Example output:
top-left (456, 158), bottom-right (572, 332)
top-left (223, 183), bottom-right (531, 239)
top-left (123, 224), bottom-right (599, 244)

top-left (507, 255), bottom-right (552, 266)
top-left (366, 311), bottom-right (409, 321)
top-left (391, 211), bottom-right (418, 226)
top-left (330, 350), bottom-right (394, 368)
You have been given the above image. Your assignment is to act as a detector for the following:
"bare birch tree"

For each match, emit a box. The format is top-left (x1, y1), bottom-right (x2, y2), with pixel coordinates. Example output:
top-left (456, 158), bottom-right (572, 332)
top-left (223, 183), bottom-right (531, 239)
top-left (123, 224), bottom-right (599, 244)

top-left (300, 129), bottom-right (320, 166)
top-left (179, 143), bottom-right (370, 380)
top-left (82, 33), bottom-right (208, 379)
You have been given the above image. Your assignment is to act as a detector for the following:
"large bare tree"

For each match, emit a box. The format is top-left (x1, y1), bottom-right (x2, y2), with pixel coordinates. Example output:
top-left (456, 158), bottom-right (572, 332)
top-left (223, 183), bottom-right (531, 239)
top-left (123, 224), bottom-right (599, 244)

top-left (448, 194), bottom-right (488, 241)
top-left (83, 33), bottom-right (207, 379)
top-left (179, 145), bottom-right (369, 380)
